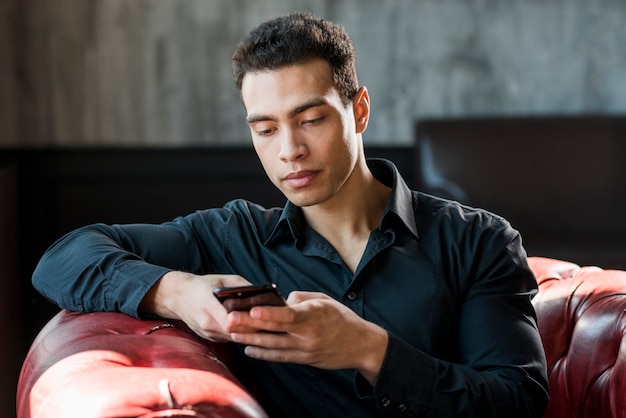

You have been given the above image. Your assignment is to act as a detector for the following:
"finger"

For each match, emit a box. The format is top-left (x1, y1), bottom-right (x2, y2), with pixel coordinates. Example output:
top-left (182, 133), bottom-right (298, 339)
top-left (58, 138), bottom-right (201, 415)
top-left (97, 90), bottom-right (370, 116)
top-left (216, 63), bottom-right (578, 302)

top-left (226, 323), bottom-right (263, 334)
top-left (248, 305), bottom-right (295, 323)
top-left (243, 345), bottom-right (303, 363)
top-left (213, 274), bottom-right (253, 288)
top-left (227, 310), bottom-right (286, 334)
top-left (286, 291), bottom-right (329, 304)
top-left (240, 339), bottom-right (327, 367)
top-left (230, 330), bottom-right (293, 349)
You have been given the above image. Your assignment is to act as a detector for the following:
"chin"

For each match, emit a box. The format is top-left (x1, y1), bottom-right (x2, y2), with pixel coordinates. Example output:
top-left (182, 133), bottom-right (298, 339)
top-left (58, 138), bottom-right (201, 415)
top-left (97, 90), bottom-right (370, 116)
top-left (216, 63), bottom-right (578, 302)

top-left (286, 196), bottom-right (316, 208)
top-left (283, 190), bottom-right (325, 208)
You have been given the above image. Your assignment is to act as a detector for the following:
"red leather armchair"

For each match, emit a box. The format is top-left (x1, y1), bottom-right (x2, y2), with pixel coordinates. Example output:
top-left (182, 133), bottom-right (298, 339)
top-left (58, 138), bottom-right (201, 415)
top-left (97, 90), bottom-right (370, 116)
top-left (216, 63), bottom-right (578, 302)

top-left (17, 257), bottom-right (626, 417)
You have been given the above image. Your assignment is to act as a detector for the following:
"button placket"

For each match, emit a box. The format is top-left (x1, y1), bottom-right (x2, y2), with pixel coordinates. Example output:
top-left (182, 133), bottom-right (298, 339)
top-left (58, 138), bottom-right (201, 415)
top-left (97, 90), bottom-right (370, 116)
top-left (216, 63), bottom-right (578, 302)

top-left (342, 288), bottom-right (363, 315)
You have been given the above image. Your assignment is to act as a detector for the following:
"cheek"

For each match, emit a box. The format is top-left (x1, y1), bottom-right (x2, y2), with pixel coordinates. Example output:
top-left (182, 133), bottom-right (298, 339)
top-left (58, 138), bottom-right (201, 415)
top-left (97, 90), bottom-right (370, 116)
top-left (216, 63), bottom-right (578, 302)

top-left (337, 128), bottom-right (359, 164)
top-left (335, 114), bottom-right (359, 157)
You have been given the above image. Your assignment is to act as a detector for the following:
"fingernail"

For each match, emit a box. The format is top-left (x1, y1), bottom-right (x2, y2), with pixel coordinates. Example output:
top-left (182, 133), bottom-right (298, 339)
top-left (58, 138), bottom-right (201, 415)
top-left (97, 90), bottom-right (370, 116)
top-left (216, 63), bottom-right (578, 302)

top-left (244, 346), bottom-right (257, 357)
top-left (229, 311), bottom-right (241, 323)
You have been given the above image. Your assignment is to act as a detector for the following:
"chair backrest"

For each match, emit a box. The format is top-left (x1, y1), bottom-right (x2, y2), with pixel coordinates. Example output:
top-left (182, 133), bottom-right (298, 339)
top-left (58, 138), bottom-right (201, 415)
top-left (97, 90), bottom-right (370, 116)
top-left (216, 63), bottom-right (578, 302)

top-left (414, 116), bottom-right (626, 269)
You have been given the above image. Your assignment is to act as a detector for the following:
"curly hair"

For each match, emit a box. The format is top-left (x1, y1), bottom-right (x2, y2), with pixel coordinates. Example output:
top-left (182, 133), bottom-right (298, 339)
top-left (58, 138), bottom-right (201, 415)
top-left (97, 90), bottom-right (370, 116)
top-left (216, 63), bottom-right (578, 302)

top-left (232, 12), bottom-right (359, 105)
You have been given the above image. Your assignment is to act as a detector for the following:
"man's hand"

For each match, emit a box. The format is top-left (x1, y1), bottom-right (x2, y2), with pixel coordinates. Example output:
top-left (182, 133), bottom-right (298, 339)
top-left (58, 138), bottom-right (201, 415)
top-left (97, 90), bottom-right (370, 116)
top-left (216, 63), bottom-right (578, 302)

top-left (227, 291), bottom-right (389, 385)
top-left (139, 271), bottom-right (252, 341)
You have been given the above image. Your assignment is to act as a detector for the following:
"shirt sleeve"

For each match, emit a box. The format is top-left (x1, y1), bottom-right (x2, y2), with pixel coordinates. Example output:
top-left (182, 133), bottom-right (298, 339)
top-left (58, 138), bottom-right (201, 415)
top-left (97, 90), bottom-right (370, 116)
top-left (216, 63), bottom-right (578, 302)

top-left (356, 218), bottom-right (549, 417)
top-left (32, 212), bottom-right (221, 317)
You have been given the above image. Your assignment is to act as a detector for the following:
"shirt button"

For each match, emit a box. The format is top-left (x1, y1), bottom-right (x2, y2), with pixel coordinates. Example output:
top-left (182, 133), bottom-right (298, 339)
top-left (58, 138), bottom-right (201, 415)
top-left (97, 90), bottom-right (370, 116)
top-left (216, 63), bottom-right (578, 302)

top-left (347, 291), bottom-right (358, 301)
top-left (399, 404), bottom-right (408, 413)
top-left (381, 397), bottom-right (391, 407)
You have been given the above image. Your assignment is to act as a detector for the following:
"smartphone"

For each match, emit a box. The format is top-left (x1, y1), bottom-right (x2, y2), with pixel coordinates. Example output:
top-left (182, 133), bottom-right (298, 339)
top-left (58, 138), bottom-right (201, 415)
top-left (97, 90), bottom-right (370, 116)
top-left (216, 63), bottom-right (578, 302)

top-left (213, 283), bottom-right (286, 312)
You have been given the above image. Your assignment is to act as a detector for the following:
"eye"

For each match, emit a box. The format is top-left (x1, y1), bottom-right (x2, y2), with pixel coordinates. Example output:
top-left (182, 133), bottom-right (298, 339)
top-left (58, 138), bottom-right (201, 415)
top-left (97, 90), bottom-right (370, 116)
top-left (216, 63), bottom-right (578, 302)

top-left (251, 124), bottom-right (277, 137)
top-left (302, 116), bottom-right (324, 126)
top-left (257, 127), bottom-right (276, 136)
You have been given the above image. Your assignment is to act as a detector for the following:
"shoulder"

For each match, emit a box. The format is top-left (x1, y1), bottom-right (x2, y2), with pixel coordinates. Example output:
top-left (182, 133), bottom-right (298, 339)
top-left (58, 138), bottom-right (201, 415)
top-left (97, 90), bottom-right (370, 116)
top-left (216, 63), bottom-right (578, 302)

top-left (414, 191), bottom-right (517, 244)
top-left (416, 192), bottom-right (506, 222)
top-left (185, 198), bottom-right (284, 239)
top-left (414, 192), bottom-right (532, 289)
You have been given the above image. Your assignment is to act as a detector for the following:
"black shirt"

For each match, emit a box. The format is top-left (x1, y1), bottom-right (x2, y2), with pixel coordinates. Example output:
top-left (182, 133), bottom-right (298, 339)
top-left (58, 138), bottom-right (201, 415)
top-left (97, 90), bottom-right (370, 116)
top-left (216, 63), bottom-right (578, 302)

top-left (33, 159), bottom-right (549, 417)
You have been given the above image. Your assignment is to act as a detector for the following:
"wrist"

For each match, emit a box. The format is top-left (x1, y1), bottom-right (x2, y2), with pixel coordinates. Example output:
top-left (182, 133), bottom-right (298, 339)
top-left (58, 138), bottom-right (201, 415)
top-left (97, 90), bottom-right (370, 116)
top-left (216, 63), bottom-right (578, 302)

top-left (357, 324), bottom-right (389, 385)
top-left (139, 270), bottom-right (194, 319)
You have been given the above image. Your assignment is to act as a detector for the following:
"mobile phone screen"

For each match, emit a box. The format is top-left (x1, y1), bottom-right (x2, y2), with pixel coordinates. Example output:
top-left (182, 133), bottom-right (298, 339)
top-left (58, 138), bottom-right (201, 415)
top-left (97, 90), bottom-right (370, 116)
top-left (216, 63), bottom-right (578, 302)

top-left (213, 284), bottom-right (285, 312)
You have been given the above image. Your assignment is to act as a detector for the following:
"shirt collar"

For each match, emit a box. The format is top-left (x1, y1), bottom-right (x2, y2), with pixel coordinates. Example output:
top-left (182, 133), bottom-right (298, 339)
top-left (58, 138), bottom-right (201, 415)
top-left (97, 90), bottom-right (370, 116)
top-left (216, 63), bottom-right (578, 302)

top-left (264, 158), bottom-right (418, 246)
top-left (369, 158), bottom-right (419, 239)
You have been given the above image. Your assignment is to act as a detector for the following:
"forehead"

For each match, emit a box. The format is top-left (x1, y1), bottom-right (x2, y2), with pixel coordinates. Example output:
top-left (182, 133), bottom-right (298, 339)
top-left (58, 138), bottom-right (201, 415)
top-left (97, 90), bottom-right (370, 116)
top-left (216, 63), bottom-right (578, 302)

top-left (241, 59), bottom-right (340, 114)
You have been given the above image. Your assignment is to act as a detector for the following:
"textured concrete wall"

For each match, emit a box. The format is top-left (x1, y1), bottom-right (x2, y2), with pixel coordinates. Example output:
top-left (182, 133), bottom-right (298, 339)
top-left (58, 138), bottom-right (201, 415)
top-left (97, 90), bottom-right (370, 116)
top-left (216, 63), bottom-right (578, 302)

top-left (3, 0), bottom-right (626, 146)
top-left (350, 1), bottom-right (626, 143)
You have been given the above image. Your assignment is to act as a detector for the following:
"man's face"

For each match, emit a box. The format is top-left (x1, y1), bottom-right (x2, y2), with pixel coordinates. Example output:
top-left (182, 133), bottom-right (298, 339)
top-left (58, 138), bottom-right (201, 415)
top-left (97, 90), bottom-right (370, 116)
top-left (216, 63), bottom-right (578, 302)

top-left (241, 58), bottom-right (368, 208)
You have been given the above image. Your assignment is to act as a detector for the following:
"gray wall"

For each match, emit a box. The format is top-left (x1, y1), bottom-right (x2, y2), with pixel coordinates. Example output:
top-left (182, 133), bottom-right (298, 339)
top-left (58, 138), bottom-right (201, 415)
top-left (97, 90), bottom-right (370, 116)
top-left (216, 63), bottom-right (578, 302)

top-left (2, 0), bottom-right (625, 146)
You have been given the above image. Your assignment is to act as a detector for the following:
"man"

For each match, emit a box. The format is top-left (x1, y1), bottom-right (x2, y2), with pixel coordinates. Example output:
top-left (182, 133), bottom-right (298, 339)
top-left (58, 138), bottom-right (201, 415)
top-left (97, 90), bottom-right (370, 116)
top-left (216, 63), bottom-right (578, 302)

top-left (33, 12), bottom-right (549, 417)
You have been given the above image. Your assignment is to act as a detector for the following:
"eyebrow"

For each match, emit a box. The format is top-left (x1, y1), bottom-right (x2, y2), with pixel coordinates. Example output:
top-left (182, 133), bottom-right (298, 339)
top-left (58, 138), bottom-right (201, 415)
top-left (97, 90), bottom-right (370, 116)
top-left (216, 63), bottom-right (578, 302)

top-left (246, 97), bottom-right (329, 124)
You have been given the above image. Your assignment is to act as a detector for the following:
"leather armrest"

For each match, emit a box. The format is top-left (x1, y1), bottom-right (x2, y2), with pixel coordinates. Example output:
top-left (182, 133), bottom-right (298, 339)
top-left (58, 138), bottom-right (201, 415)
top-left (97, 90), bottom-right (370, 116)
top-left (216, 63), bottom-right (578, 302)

top-left (17, 310), bottom-right (267, 418)
top-left (529, 257), bottom-right (626, 418)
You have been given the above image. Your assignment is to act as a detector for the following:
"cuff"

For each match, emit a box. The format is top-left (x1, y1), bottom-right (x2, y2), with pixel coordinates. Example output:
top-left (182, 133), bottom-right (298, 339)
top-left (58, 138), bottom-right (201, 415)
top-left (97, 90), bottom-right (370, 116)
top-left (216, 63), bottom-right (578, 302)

top-left (356, 332), bottom-right (435, 415)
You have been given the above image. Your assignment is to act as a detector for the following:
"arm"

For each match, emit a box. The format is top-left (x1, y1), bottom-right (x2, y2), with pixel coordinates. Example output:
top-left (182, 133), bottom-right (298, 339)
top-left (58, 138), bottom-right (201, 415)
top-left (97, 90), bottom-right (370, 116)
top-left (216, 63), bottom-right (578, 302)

top-left (366, 224), bottom-right (549, 417)
top-left (32, 213), bottom-right (250, 339)
top-left (32, 223), bottom-right (184, 316)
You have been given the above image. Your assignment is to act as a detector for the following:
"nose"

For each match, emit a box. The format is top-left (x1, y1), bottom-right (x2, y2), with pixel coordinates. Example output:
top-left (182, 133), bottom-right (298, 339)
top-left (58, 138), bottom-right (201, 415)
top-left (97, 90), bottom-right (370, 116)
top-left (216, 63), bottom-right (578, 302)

top-left (278, 130), bottom-right (307, 162)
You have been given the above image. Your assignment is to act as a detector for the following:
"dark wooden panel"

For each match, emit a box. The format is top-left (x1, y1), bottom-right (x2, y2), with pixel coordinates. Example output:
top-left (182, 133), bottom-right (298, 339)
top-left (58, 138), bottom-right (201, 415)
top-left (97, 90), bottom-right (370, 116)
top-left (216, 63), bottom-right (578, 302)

top-left (0, 160), bottom-right (23, 417)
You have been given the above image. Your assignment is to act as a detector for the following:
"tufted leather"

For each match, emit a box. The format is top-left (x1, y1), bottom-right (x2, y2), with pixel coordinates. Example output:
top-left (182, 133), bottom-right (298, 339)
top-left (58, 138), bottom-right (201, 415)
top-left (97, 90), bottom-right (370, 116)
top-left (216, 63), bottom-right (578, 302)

top-left (17, 257), bottom-right (626, 417)
top-left (529, 257), bottom-right (626, 418)
top-left (16, 311), bottom-right (267, 418)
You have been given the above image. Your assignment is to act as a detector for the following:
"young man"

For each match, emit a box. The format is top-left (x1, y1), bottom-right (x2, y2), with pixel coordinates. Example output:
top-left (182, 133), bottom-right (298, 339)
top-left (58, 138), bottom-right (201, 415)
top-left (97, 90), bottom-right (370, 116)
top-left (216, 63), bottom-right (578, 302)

top-left (33, 12), bottom-right (549, 417)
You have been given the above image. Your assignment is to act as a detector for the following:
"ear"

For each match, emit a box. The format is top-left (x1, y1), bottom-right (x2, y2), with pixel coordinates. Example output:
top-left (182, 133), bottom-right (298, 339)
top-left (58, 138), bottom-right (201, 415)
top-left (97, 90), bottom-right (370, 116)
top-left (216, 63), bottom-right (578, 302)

top-left (352, 86), bottom-right (370, 134)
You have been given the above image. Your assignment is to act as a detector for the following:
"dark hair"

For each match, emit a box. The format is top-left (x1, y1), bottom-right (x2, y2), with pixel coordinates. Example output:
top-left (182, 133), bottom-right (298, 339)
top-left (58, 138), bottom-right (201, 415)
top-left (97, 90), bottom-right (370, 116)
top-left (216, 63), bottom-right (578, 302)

top-left (232, 12), bottom-right (359, 105)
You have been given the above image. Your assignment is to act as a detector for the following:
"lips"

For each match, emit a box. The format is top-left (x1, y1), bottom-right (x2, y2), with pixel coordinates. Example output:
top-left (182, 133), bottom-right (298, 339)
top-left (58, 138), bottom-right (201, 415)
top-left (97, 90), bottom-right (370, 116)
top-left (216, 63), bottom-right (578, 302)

top-left (283, 170), bottom-right (319, 188)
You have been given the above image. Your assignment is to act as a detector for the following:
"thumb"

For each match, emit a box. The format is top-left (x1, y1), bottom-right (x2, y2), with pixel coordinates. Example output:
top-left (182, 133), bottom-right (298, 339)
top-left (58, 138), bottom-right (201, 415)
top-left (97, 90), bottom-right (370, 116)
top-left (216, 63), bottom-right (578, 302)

top-left (286, 291), bottom-right (330, 304)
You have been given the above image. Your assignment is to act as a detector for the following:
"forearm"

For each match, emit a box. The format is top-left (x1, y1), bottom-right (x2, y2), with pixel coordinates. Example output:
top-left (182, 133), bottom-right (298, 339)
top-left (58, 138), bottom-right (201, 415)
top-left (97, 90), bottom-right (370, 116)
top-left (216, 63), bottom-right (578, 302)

top-left (31, 223), bottom-right (200, 317)
top-left (362, 333), bottom-right (548, 417)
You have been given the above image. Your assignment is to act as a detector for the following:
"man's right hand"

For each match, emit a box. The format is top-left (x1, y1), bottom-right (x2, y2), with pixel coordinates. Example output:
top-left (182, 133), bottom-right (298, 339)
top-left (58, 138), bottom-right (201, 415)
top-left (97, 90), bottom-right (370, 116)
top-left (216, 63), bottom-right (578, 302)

top-left (139, 271), bottom-right (252, 341)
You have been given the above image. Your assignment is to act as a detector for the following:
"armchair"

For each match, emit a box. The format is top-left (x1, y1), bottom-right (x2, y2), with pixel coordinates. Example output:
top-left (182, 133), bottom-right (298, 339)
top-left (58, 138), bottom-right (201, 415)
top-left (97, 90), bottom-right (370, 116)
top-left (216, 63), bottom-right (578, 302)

top-left (17, 257), bottom-right (626, 417)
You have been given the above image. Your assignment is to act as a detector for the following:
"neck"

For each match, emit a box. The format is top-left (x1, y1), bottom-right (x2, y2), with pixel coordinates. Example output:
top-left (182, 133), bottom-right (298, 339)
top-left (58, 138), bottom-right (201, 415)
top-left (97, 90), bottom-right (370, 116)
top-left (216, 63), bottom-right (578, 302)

top-left (301, 160), bottom-right (391, 272)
